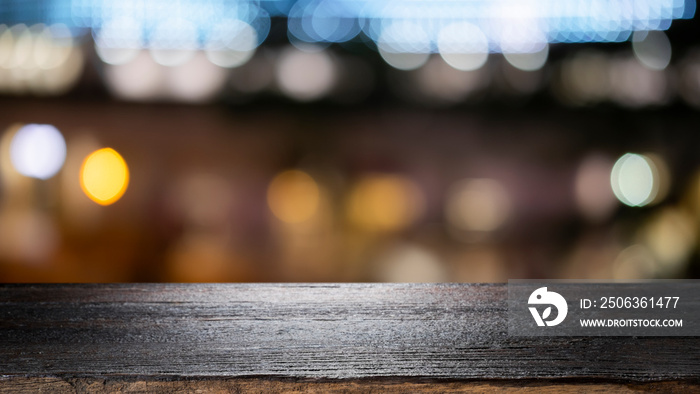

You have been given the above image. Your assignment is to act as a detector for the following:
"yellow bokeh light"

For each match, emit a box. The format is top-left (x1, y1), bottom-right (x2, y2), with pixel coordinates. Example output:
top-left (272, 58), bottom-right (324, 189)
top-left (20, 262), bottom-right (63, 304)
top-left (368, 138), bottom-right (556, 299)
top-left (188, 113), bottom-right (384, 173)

top-left (445, 178), bottom-right (510, 233)
top-left (347, 174), bottom-right (424, 232)
top-left (267, 170), bottom-right (320, 223)
top-left (80, 148), bottom-right (129, 206)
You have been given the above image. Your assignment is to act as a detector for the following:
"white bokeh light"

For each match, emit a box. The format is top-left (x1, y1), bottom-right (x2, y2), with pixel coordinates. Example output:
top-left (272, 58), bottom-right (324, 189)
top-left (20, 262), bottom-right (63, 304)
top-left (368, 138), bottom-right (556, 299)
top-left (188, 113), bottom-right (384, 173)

top-left (149, 19), bottom-right (198, 67)
top-left (94, 18), bottom-right (143, 66)
top-left (166, 52), bottom-right (227, 102)
top-left (104, 50), bottom-right (165, 101)
top-left (632, 30), bottom-right (672, 71)
top-left (610, 153), bottom-right (657, 207)
top-left (503, 43), bottom-right (549, 71)
top-left (10, 124), bottom-right (67, 180)
top-left (205, 19), bottom-right (258, 68)
top-left (276, 46), bottom-right (336, 101)
top-left (377, 21), bottom-right (430, 71)
top-left (437, 22), bottom-right (489, 71)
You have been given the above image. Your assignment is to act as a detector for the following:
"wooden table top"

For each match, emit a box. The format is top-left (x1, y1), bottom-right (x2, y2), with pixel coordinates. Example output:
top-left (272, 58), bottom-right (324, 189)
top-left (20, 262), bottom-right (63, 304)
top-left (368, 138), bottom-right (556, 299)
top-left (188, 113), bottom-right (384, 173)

top-left (0, 283), bottom-right (698, 392)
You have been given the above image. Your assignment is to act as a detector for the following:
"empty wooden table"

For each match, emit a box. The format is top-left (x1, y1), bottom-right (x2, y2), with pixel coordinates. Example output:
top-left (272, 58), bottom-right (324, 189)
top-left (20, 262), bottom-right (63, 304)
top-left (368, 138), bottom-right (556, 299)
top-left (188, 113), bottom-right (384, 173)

top-left (0, 284), bottom-right (698, 392)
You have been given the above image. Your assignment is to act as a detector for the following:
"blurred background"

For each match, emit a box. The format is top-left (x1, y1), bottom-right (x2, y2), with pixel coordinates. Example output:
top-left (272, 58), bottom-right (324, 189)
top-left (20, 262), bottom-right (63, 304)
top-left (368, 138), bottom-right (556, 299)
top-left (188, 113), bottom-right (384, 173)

top-left (0, 0), bottom-right (699, 282)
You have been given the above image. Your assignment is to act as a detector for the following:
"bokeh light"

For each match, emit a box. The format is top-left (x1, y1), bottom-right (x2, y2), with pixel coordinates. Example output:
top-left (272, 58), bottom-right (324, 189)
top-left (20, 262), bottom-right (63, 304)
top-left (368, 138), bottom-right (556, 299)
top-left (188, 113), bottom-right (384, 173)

top-left (267, 170), bottom-right (320, 223)
top-left (9, 124), bottom-right (66, 180)
top-left (372, 243), bottom-right (447, 282)
top-left (205, 19), bottom-right (258, 68)
top-left (0, 0), bottom-right (699, 285)
top-left (103, 51), bottom-right (165, 101)
top-left (379, 48), bottom-right (430, 71)
top-left (445, 178), bottom-right (511, 233)
top-left (165, 52), bottom-right (227, 103)
top-left (33, 24), bottom-right (74, 70)
top-left (632, 30), bottom-right (672, 71)
top-left (377, 21), bottom-right (430, 71)
top-left (347, 174), bottom-right (424, 233)
top-left (276, 46), bottom-right (336, 101)
top-left (287, 0), bottom-right (360, 44)
top-left (148, 19), bottom-right (199, 67)
top-left (640, 208), bottom-right (696, 274)
top-left (80, 148), bottom-right (130, 206)
top-left (611, 153), bottom-right (666, 207)
top-left (645, 153), bottom-right (671, 205)
top-left (0, 23), bottom-right (83, 96)
top-left (94, 18), bottom-right (143, 66)
top-left (413, 55), bottom-right (489, 104)
top-left (503, 43), bottom-right (549, 71)
top-left (436, 22), bottom-right (489, 72)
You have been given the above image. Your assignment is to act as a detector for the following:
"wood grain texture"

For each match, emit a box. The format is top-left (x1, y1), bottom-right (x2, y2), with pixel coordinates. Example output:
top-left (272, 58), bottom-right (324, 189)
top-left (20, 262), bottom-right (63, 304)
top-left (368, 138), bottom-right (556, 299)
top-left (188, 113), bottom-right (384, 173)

top-left (0, 284), bottom-right (699, 386)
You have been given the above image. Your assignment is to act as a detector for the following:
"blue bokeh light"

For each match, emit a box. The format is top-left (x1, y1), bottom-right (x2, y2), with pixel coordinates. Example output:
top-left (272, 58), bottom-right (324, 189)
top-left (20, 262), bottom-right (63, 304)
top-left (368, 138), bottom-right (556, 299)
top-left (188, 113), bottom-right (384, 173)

top-left (0, 0), bottom-right (694, 54)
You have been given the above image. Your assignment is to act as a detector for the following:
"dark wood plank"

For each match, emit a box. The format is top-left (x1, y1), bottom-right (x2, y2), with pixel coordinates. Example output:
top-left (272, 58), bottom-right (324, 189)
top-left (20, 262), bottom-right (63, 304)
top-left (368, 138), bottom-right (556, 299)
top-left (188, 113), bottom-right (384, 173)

top-left (0, 284), bottom-right (698, 384)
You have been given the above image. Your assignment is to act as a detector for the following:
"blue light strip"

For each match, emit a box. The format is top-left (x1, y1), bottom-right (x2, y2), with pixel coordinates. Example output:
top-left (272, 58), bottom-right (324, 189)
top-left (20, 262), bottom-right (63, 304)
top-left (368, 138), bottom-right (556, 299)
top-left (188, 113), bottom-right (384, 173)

top-left (0, 0), bottom-right (694, 53)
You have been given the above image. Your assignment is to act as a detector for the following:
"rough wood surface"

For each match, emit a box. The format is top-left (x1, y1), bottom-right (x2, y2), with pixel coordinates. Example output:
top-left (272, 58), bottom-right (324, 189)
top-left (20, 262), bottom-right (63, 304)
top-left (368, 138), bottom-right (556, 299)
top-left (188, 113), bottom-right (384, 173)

top-left (1, 377), bottom-right (698, 393)
top-left (0, 284), bottom-right (698, 387)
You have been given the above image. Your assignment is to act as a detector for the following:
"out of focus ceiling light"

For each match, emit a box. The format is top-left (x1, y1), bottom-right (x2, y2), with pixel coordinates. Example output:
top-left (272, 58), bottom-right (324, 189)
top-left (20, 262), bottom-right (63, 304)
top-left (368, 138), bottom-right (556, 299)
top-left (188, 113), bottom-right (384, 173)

top-left (267, 169), bottom-right (320, 223)
top-left (414, 55), bottom-right (489, 104)
top-left (287, 0), bottom-right (361, 44)
top-left (103, 51), bottom-right (164, 101)
top-left (611, 153), bottom-right (668, 207)
top-left (360, 0), bottom-right (693, 64)
top-left (80, 148), bottom-right (130, 206)
top-left (632, 30), bottom-right (672, 71)
top-left (84, 1), bottom-right (270, 69)
top-left (165, 52), bottom-right (228, 103)
top-left (436, 22), bottom-right (489, 71)
top-left (377, 21), bottom-right (430, 70)
top-left (205, 19), bottom-right (258, 68)
top-left (0, 0), bottom-right (695, 102)
top-left (2, 0), bottom-right (694, 60)
top-left (347, 174), bottom-right (425, 233)
top-left (503, 43), bottom-right (549, 71)
top-left (445, 178), bottom-right (511, 232)
top-left (148, 19), bottom-right (199, 67)
top-left (10, 124), bottom-right (66, 180)
top-left (276, 46), bottom-right (336, 101)
top-left (94, 18), bottom-right (143, 66)
top-left (0, 23), bottom-right (83, 96)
